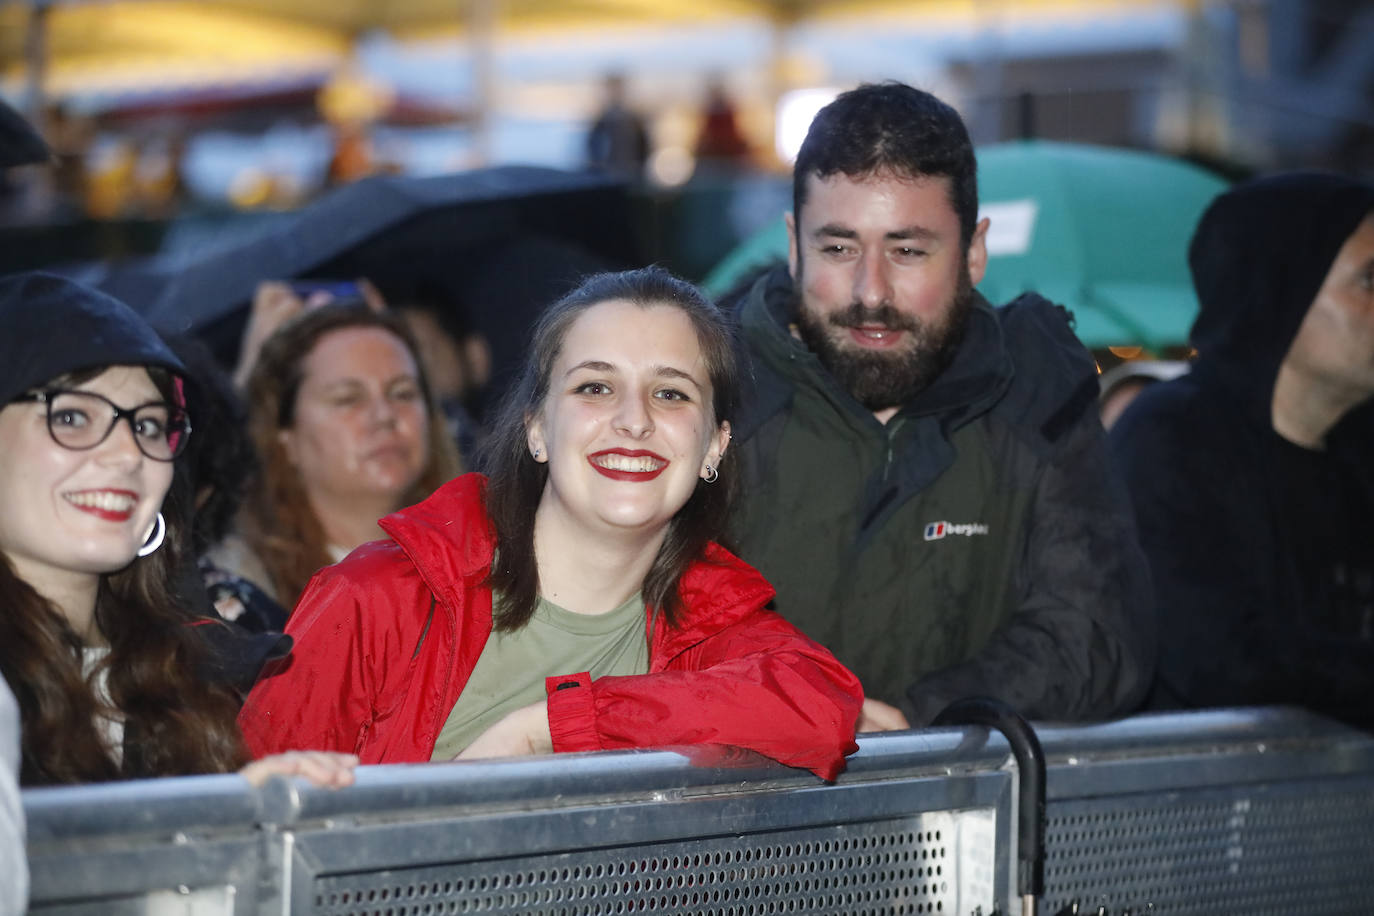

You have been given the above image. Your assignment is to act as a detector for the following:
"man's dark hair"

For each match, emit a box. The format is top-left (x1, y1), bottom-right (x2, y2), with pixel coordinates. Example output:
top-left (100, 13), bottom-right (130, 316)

top-left (792, 82), bottom-right (979, 251)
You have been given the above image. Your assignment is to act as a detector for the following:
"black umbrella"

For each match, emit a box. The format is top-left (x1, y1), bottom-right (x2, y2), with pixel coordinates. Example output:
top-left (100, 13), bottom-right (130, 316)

top-left (0, 97), bottom-right (51, 167)
top-left (140, 166), bottom-right (642, 378)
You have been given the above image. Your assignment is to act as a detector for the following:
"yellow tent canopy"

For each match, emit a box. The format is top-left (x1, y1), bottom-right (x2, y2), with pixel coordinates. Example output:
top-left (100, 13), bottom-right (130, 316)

top-left (3, 0), bottom-right (1167, 101)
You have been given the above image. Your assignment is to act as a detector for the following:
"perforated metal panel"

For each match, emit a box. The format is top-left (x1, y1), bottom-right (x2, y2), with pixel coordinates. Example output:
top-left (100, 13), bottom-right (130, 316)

top-left (1043, 779), bottom-right (1374, 914)
top-left (309, 812), bottom-right (997, 916)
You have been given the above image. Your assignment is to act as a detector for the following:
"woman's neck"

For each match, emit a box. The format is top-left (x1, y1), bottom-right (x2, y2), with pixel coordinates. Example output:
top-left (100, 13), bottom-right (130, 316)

top-left (307, 491), bottom-right (397, 553)
top-left (531, 503), bottom-right (666, 616)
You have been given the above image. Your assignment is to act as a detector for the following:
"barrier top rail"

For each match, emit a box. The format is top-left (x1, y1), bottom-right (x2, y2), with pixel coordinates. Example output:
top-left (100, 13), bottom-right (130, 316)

top-left (23, 772), bottom-right (263, 842)
top-left (24, 706), bottom-right (1371, 841)
top-left (24, 723), bottom-right (1013, 841)
top-left (1034, 706), bottom-right (1374, 757)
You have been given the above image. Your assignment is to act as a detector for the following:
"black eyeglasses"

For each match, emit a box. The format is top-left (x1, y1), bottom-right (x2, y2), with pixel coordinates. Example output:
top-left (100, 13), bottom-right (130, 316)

top-left (13, 389), bottom-right (192, 461)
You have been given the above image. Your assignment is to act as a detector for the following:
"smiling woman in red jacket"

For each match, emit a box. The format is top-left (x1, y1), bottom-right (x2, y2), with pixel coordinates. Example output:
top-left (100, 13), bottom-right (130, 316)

top-left (238, 266), bottom-right (862, 780)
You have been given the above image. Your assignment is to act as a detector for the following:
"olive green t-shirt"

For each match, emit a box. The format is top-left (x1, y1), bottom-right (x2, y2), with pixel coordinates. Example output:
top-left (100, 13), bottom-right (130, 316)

top-left (430, 591), bottom-right (651, 761)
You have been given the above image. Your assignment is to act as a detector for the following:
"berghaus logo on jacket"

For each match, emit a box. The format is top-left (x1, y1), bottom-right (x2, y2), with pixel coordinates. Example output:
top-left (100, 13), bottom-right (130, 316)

top-left (923, 521), bottom-right (990, 541)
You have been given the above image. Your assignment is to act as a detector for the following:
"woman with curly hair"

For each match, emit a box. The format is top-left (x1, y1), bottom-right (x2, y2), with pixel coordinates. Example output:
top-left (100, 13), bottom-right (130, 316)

top-left (223, 302), bottom-right (461, 607)
top-left (0, 272), bottom-right (354, 787)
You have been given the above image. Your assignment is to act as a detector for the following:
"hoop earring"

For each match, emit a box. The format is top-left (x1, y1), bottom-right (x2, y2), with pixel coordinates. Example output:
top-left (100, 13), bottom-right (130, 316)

top-left (703, 464), bottom-right (718, 484)
top-left (137, 512), bottom-right (166, 558)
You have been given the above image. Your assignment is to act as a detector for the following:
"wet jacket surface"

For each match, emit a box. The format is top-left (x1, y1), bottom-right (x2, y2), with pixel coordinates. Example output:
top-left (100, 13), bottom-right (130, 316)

top-left (238, 474), bottom-right (863, 779)
top-left (731, 267), bottom-right (1155, 726)
top-left (1110, 174), bottom-right (1374, 726)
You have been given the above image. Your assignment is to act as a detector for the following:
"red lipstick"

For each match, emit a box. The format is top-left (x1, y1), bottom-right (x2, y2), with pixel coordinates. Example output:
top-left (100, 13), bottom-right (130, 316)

top-left (63, 489), bottom-right (138, 522)
top-left (587, 448), bottom-right (669, 482)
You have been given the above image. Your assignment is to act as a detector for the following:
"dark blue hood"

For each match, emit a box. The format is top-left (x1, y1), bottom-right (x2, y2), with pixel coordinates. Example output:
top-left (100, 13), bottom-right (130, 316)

top-left (1187, 171), bottom-right (1374, 417)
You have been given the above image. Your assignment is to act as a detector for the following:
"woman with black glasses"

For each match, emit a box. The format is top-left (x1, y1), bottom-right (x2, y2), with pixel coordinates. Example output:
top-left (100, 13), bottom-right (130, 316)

top-left (0, 272), bottom-right (356, 787)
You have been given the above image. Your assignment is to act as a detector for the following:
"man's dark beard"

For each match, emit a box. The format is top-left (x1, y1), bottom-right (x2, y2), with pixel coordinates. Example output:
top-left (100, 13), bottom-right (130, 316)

top-left (793, 268), bottom-right (974, 411)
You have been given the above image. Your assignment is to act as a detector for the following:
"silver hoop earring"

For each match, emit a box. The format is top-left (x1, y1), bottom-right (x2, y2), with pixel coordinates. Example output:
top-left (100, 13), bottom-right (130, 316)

top-left (137, 512), bottom-right (166, 558)
top-left (703, 464), bottom-right (718, 484)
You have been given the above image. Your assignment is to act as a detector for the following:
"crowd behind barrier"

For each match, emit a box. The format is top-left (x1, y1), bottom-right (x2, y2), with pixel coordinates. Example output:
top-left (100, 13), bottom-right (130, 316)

top-left (24, 707), bottom-right (1374, 915)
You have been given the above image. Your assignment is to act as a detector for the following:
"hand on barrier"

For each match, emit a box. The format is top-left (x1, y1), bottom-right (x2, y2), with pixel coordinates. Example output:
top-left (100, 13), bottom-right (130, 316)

top-left (455, 701), bottom-right (554, 760)
top-left (238, 750), bottom-right (360, 788)
top-left (857, 697), bottom-right (911, 733)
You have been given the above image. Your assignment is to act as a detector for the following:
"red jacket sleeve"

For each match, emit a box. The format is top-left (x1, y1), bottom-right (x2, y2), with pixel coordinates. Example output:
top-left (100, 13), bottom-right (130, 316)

top-left (237, 550), bottom-right (410, 760)
top-left (545, 608), bottom-right (862, 781)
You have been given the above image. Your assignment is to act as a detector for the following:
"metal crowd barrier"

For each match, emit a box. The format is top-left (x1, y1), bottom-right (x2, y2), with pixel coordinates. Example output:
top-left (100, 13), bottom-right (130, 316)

top-left (23, 707), bottom-right (1374, 915)
top-left (1036, 708), bottom-right (1374, 914)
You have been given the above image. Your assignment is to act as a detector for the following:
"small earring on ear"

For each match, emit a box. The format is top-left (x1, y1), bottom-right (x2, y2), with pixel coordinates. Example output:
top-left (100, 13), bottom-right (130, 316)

top-left (532, 448), bottom-right (542, 460)
top-left (703, 464), bottom-right (719, 484)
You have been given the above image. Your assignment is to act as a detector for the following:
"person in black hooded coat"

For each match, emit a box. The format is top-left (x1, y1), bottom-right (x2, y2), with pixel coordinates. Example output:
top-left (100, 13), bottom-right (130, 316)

top-left (1110, 172), bottom-right (1374, 727)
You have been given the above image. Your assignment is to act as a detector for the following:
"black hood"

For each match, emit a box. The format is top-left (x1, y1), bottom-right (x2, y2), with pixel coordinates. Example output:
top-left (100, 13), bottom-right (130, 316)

top-left (0, 272), bottom-right (185, 406)
top-left (0, 97), bottom-right (50, 168)
top-left (1187, 171), bottom-right (1374, 414)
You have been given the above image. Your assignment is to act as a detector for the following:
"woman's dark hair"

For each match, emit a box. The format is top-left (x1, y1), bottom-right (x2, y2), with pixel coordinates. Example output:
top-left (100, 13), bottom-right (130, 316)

top-left (241, 305), bottom-right (463, 605)
top-left (475, 265), bottom-right (740, 632)
top-left (0, 365), bottom-right (248, 785)
top-left (164, 334), bottom-right (258, 555)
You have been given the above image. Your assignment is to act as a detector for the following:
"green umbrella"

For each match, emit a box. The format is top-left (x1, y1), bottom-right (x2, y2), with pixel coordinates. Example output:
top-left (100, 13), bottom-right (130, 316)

top-left (702, 140), bottom-right (1228, 353)
top-left (701, 212), bottom-right (790, 299)
top-left (976, 140), bottom-right (1227, 352)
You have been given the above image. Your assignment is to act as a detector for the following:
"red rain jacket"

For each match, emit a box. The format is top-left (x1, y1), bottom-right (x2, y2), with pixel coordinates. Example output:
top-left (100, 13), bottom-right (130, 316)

top-left (239, 474), bottom-right (862, 780)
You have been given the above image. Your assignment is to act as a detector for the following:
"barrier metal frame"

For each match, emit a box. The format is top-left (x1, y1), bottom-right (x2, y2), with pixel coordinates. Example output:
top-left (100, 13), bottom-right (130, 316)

top-left (23, 774), bottom-right (268, 915)
top-left (1036, 707), bottom-right (1374, 914)
top-left (22, 708), bottom-right (1374, 915)
top-left (265, 733), bottom-right (1015, 915)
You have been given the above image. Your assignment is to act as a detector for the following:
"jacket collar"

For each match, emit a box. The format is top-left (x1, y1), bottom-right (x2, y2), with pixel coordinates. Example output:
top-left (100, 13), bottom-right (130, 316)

top-left (379, 473), bottom-right (776, 658)
top-left (379, 474), bottom-right (498, 613)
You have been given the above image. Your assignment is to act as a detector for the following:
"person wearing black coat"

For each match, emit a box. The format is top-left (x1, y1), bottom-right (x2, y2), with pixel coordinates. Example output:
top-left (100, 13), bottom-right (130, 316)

top-left (1110, 172), bottom-right (1374, 728)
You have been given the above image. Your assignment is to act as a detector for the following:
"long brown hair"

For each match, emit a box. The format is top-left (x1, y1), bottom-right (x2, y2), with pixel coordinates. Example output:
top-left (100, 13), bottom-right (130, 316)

top-left (476, 266), bottom-right (740, 632)
top-left (0, 366), bottom-right (247, 785)
top-left (241, 305), bottom-right (462, 606)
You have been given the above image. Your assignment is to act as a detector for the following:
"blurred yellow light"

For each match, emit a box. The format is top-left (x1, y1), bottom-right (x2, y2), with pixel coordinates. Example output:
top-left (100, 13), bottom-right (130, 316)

top-left (318, 65), bottom-right (394, 126)
top-left (228, 168), bottom-right (273, 209)
top-left (1107, 346), bottom-right (1144, 360)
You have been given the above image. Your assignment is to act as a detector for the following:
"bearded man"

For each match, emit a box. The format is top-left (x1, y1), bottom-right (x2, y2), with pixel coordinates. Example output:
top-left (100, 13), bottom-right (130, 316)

top-left (729, 82), bottom-right (1155, 731)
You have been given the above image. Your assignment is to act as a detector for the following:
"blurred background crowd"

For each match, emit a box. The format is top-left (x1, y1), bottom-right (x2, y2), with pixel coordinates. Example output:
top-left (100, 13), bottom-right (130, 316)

top-left (1, 0), bottom-right (1370, 289)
